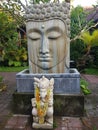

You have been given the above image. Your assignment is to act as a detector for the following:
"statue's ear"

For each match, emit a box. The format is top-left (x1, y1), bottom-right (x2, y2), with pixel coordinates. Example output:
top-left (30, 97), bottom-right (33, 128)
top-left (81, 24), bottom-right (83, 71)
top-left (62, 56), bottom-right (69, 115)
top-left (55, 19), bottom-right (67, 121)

top-left (34, 77), bottom-right (40, 83)
top-left (50, 78), bottom-right (54, 86)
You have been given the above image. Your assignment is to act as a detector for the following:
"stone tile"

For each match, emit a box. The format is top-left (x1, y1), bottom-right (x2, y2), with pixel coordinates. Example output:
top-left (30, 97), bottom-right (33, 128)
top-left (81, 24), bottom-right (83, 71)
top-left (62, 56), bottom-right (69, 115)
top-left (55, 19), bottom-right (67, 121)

top-left (82, 75), bottom-right (98, 84)
top-left (76, 128), bottom-right (83, 130)
top-left (62, 127), bottom-right (68, 130)
top-left (54, 116), bottom-right (62, 127)
top-left (25, 126), bottom-right (33, 130)
top-left (90, 117), bottom-right (98, 128)
top-left (0, 104), bottom-right (9, 112)
top-left (5, 115), bottom-right (30, 130)
top-left (80, 117), bottom-right (92, 130)
top-left (69, 128), bottom-right (80, 130)
top-left (62, 117), bottom-right (83, 128)
top-left (55, 127), bottom-right (63, 130)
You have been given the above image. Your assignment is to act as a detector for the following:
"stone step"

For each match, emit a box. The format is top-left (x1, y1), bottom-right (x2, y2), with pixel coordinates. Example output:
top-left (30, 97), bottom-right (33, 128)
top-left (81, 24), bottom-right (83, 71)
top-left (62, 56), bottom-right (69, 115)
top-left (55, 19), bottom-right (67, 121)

top-left (13, 93), bottom-right (84, 116)
top-left (4, 115), bottom-right (94, 130)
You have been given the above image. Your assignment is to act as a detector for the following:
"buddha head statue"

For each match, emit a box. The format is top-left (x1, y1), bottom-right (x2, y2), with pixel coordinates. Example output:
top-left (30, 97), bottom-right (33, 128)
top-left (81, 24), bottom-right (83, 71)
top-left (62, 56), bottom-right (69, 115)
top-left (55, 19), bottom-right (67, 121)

top-left (25, 2), bottom-right (70, 73)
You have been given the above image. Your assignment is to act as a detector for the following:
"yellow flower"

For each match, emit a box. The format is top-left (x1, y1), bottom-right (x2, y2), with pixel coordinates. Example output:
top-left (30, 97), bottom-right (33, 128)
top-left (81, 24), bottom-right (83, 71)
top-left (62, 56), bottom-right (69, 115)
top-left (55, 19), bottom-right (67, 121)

top-left (35, 87), bottom-right (40, 102)
top-left (38, 108), bottom-right (45, 117)
top-left (35, 86), bottom-right (51, 122)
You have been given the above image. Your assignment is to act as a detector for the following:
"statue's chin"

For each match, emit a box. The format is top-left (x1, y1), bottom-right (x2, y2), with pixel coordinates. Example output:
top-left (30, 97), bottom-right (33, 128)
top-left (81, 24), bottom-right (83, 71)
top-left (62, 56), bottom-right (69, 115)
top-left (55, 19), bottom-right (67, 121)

top-left (37, 62), bottom-right (52, 70)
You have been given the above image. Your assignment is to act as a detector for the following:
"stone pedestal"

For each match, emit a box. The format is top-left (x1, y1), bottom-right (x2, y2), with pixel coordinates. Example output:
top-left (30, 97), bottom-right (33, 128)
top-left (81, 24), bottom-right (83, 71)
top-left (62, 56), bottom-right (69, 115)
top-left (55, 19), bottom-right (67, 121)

top-left (16, 68), bottom-right (80, 94)
top-left (54, 94), bottom-right (84, 116)
top-left (13, 93), bottom-right (84, 116)
top-left (13, 68), bottom-right (84, 117)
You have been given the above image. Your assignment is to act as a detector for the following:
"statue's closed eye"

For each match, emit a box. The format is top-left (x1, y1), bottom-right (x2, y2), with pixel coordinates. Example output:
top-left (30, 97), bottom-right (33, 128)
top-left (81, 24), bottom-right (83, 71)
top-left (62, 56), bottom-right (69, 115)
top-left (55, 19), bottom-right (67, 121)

top-left (28, 32), bottom-right (41, 40)
top-left (28, 30), bottom-right (62, 40)
top-left (48, 31), bottom-right (61, 39)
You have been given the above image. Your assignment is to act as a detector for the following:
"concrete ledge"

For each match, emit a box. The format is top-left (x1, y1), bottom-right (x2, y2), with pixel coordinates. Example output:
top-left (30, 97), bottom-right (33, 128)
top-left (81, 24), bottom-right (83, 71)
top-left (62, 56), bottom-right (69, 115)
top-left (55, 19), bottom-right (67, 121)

top-left (54, 94), bottom-right (84, 117)
top-left (16, 68), bottom-right (80, 94)
top-left (12, 92), bottom-right (84, 117)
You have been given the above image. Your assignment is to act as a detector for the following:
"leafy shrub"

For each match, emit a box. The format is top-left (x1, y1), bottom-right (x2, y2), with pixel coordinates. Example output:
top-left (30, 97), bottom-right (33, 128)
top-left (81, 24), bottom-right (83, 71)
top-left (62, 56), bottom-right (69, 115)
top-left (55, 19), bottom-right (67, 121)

top-left (0, 11), bottom-right (28, 67)
top-left (70, 39), bottom-right (86, 63)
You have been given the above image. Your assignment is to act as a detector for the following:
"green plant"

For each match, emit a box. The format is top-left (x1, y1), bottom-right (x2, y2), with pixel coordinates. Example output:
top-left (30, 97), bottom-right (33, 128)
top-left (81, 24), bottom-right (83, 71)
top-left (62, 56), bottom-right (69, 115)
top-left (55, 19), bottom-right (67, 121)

top-left (80, 30), bottom-right (98, 55)
top-left (84, 68), bottom-right (98, 75)
top-left (76, 30), bottom-right (98, 70)
top-left (70, 6), bottom-right (98, 70)
top-left (70, 39), bottom-right (85, 63)
top-left (53, 120), bottom-right (57, 128)
top-left (0, 66), bottom-right (28, 72)
top-left (71, 6), bottom-right (87, 40)
top-left (80, 79), bottom-right (91, 95)
top-left (93, 126), bottom-right (97, 130)
top-left (0, 9), bottom-right (28, 67)
top-left (70, 6), bottom-right (89, 69)
top-left (0, 35), bottom-right (27, 67)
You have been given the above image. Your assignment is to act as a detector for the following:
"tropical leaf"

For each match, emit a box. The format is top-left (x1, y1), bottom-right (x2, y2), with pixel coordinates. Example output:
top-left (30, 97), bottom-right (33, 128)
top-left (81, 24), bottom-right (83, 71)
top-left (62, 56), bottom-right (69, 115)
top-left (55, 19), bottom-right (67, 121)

top-left (80, 31), bottom-right (92, 45)
top-left (91, 30), bottom-right (98, 46)
top-left (8, 60), bottom-right (14, 66)
top-left (13, 61), bottom-right (21, 67)
top-left (80, 29), bottom-right (98, 56)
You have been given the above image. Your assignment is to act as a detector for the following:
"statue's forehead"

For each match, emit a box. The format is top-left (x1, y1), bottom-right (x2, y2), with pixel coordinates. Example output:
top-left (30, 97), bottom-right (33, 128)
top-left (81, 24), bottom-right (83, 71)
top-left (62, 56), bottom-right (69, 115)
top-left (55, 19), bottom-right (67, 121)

top-left (27, 19), bottom-right (66, 31)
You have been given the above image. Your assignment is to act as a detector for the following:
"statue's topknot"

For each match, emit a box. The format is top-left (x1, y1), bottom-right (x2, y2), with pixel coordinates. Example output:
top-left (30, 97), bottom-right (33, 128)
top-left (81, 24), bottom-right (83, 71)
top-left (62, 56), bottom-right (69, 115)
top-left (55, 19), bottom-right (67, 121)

top-left (24, 2), bottom-right (70, 20)
top-left (24, 2), bottom-right (70, 36)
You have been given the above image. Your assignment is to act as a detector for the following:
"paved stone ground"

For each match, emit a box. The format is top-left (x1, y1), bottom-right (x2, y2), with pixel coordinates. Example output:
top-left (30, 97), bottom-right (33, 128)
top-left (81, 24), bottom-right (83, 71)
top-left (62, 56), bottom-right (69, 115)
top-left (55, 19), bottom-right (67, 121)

top-left (81, 74), bottom-right (98, 118)
top-left (0, 72), bottom-right (17, 130)
top-left (0, 72), bottom-right (98, 130)
top-left (81, 74), bottom-right (98, 84)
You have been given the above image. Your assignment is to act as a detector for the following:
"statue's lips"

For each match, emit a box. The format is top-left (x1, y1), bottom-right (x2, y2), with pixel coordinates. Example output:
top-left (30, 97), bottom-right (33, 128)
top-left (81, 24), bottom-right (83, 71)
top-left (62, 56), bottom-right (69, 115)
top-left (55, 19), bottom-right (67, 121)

top-left (38, 57), bottom-right (52, 62)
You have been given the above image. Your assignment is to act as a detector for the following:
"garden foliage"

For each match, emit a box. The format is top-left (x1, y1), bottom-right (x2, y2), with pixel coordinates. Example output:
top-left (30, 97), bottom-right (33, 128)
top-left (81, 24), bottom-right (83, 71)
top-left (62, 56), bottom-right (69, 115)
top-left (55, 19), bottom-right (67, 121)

top-left (0, 1), bottom-right (98, 68)
top-left (0, 11), bottom-right (27, 67)
top-left (70, 6), bottom-right (98, 69)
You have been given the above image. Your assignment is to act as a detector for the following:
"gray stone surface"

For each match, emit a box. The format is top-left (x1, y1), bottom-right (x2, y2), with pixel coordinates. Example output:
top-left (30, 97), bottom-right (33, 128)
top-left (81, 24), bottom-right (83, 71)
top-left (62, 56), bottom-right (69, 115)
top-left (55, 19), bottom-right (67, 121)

top-left (13, 92), bottom-right (84, 116)
top-left (16, 68), bottom-right (80, 94)
top-left (54, 94), bottom-right (84, 116)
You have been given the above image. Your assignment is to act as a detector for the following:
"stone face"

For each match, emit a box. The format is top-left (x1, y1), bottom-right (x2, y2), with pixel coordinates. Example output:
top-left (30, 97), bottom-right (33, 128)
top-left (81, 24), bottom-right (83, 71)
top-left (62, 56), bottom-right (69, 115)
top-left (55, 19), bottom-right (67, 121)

top-left (25, 2), bottom-right (70, 73)
top-left (16, 69), bottom-right (80, 94)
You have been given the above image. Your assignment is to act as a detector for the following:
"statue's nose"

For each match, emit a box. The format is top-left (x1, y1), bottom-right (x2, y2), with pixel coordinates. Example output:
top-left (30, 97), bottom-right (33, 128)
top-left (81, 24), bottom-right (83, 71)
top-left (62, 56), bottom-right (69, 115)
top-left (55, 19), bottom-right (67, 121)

top-left (39, 36), bottom-right (49, 54)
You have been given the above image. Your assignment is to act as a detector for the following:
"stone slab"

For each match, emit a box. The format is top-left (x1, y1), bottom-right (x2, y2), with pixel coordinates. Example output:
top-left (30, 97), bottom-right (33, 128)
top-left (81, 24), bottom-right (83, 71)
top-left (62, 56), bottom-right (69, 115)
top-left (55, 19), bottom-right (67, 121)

top-left (5, 114), bottom-right (30, 130)
top-left (4, 116), bottom-right (93, 130)
top-left (13, 92), bottom-right (84, 116)
top-left (54, 94), bottom-right (84, 116)
top-left (33, 123), bottom-right (53, 129)
top-left (82, 74), bottom-right (98, 84)
top-left (16, 68), bottom-right (80, 94)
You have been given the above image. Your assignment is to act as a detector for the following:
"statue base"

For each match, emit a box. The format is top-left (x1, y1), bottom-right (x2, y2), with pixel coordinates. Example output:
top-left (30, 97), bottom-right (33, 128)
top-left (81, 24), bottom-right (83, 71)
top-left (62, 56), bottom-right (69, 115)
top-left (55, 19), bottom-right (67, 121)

top-left (12, 92), bottom-right (84, 116)
top-left (14, 68), bottom-right (84, 116)
top-left (54, 94), bottom-right (84, 116)
top-left (33, 122), bottom-right (53, 129)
